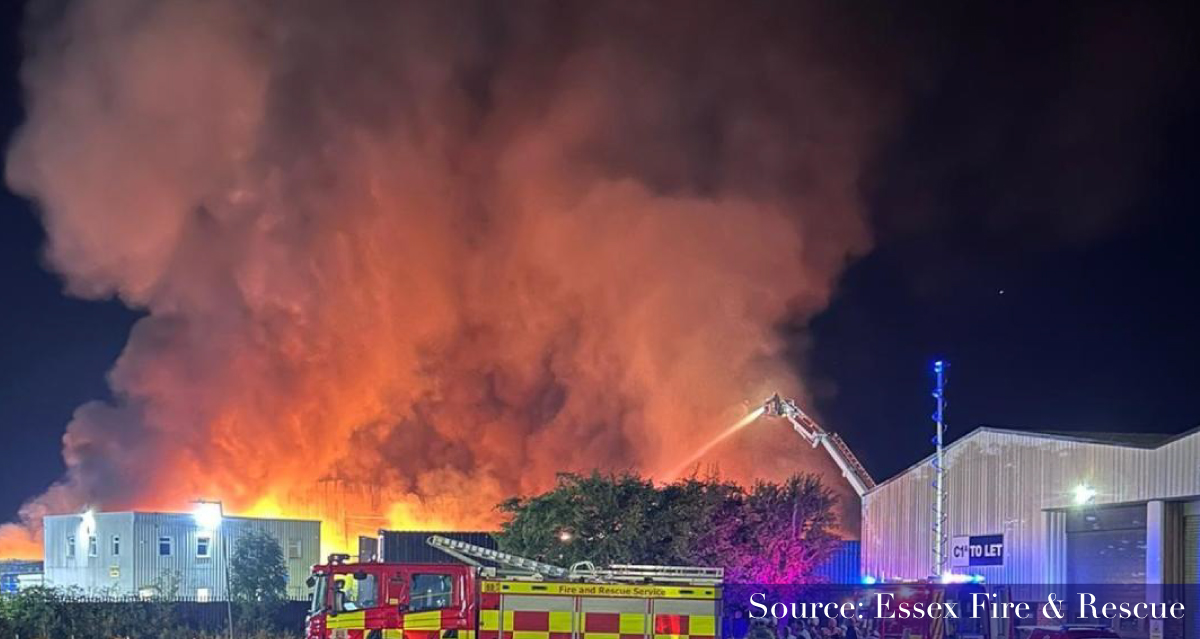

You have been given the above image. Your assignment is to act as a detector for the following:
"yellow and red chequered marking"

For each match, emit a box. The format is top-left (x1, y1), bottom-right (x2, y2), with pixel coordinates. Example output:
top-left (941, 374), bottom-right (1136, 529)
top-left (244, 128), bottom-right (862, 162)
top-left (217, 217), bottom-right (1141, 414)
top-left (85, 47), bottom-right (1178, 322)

top-left (480, 581), bottom-right (717, 600)
top-left (336, 606), bottom-right (469, 639)
top-left (478, 605), bottom-right (570, 639)
top-left (653, 613), bottom-right (715, 639)
top-left (379, 631), bottom-right (471, 639)
top-left (327, 611), bottom-right (368, 631)
top-left (580, 611), bottom-right (647, 639)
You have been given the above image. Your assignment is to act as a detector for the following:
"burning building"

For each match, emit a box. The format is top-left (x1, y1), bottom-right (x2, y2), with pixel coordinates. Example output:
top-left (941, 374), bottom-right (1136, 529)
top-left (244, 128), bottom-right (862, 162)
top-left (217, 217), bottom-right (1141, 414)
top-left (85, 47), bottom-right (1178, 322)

top-left (0, 0), bottom-right (894, 556)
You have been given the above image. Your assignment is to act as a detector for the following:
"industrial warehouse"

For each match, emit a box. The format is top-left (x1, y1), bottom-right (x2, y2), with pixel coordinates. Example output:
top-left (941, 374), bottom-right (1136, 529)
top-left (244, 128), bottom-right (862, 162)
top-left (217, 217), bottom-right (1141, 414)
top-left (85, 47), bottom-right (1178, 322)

top-left (42, 510), bottom-right (320, 600)
top-left (861, 425), bottom-right (1200, 585)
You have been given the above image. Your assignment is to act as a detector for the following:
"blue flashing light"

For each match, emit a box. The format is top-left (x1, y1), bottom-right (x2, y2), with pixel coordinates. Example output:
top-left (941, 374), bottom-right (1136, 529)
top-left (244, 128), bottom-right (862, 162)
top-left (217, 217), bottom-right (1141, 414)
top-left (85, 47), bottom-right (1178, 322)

top-left (971, 574), bottom-right (986, 583)
top-left (861, 575), bottom-right (878, 586)
top-left (933, 360), bottom-right (945, 373)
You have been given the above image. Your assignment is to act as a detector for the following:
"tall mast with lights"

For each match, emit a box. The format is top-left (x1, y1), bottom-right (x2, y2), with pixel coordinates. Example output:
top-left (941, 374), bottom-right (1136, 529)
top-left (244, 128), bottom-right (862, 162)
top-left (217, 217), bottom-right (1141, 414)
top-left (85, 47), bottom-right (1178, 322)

top-left (931, 360), bottom-right (948, 578)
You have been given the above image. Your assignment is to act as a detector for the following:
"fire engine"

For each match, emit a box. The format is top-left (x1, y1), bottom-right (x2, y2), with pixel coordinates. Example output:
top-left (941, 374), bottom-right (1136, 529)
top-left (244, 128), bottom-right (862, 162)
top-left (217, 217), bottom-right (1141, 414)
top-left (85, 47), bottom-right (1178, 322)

top-left (865, 582), bottom-right (1016, 639)
top-left (305, 535), bottom-right (724, 639)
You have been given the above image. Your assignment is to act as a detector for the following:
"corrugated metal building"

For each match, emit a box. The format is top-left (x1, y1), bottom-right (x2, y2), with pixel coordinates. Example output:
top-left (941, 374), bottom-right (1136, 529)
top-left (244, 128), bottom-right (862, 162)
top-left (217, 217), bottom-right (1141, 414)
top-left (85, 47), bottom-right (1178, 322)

top-left (862, 426), bottom-right (1200, 585)
top-left (43, 511), bottom-right (320, 600)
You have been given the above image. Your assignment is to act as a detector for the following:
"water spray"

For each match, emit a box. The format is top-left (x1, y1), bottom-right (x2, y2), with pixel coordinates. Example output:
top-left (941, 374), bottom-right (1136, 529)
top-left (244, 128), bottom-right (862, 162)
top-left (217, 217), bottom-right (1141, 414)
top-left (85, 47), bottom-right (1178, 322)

top-left (662, 406), bottom-right (766, 481)
top-left (662, 393), bottom-right (875, 497)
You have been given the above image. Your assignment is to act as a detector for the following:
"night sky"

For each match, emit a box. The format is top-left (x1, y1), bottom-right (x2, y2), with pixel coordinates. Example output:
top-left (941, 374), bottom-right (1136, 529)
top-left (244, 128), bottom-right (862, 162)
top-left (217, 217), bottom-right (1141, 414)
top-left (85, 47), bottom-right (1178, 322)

top-left (2, 2), bottom-right (1199, 525)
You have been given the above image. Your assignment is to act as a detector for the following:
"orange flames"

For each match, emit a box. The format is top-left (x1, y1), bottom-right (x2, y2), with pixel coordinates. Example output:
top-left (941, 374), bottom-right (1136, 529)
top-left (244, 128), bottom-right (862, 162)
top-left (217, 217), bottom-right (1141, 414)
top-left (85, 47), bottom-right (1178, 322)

top-left (0, 1), bottom-right (890, 559)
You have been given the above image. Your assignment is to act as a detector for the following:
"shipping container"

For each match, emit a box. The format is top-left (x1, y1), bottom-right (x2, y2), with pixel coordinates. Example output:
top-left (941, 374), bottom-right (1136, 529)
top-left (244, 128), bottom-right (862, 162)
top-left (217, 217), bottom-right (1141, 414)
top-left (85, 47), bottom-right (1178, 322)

top-left (813, 539), bottom-right (860, 584)
top-left (369, 530), bottom-right (498, 563)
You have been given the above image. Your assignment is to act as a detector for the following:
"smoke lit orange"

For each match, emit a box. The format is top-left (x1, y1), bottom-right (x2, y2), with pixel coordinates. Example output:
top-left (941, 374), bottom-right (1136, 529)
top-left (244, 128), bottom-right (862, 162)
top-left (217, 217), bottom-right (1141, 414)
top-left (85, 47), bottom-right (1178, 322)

top-left (0, 0), bottom-right (881, 558)
top-left (662, 407), bottom-right (766, 482)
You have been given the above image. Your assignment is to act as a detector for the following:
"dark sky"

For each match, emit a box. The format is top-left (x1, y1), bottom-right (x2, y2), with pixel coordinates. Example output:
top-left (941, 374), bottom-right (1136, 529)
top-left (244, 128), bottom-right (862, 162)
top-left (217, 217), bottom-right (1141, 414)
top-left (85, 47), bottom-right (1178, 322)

top-left (1, 2), bottom-right (1199, 524)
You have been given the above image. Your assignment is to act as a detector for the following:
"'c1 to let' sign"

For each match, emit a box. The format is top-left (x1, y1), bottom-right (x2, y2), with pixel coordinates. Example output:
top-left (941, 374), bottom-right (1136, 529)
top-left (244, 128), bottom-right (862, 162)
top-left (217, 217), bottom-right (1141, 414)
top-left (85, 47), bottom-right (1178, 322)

top-left (950, 534), bottom-right (1004, 567)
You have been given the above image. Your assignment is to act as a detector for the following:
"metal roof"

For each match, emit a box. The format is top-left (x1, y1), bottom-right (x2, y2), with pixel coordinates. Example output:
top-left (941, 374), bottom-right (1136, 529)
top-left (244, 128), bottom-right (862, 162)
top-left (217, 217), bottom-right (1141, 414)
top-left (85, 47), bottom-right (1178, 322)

top-left (869, 423), bottom-right (1200, 494)
top-left (42, 510), bottom-right (321, 524)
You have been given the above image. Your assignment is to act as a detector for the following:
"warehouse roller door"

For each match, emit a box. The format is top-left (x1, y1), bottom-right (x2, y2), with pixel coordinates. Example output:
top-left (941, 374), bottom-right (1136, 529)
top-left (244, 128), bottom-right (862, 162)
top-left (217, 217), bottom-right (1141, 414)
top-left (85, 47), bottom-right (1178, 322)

top-left (1066, 505), bottom-right (1148, 584)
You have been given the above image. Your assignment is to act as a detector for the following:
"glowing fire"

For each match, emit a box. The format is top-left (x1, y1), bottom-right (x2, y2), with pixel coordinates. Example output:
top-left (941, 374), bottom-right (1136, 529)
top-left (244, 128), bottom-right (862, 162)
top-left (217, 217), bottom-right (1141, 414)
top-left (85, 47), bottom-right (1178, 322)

top-left (0, 1), bottom-right (880, 558)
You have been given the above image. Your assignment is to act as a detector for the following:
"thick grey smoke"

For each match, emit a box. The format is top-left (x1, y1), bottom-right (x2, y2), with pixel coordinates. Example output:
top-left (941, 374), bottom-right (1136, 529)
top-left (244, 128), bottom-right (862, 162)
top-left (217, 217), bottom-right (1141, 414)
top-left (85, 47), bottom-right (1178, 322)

top-left (1, 0), bottom-right (896, 554)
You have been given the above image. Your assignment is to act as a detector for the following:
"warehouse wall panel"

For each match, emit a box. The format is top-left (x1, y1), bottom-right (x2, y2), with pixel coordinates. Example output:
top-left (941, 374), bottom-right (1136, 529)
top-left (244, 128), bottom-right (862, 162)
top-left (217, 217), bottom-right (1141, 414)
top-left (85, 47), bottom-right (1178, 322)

top-left (862, 428), bottom-right (1200, 584)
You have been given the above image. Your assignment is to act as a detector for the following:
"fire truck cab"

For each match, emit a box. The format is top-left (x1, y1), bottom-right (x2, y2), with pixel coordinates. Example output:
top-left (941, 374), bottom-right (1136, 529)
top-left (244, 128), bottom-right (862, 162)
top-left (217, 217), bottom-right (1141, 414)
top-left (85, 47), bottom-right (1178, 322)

top-left (307, 553), bottom-right (476, 639)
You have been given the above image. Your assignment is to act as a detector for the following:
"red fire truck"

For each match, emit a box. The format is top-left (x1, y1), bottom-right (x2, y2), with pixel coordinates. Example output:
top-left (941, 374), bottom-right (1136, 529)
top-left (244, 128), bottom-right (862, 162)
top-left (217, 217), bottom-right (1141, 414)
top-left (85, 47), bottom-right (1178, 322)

top-left (305, 536), bottom-right (724, 639)
top-left (862, 582), bottom-right (1016, 639)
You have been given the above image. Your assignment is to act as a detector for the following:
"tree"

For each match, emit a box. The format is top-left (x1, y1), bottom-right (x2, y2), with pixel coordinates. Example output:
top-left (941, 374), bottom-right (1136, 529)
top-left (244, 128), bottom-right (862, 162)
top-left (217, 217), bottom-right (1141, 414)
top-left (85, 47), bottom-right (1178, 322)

top-left (498, 472), bottom-right (662, 566)
top-left (496, 471), bottom-right (840, 583)
top-left (229, 528), bottom-right (288, 603)
top-left (727, 475), bottom-right (840, 583)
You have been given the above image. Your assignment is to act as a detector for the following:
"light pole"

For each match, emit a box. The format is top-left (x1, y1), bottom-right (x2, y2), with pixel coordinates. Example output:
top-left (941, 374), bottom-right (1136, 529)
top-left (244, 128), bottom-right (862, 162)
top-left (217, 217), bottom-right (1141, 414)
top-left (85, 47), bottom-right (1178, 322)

top-left (194, 500), bottom-right (234, 639)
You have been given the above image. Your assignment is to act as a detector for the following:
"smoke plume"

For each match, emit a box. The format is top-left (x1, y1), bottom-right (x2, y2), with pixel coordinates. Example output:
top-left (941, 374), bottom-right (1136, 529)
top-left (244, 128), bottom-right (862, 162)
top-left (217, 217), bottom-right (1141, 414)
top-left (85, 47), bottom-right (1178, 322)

top-left (1, 0), bottom-right (893, 554)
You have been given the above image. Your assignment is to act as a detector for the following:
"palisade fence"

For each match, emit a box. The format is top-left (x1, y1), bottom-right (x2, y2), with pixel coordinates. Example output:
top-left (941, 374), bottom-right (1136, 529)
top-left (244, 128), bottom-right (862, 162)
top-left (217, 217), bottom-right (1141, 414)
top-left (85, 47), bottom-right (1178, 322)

top-left (0, 588), bottom-right (309, 639)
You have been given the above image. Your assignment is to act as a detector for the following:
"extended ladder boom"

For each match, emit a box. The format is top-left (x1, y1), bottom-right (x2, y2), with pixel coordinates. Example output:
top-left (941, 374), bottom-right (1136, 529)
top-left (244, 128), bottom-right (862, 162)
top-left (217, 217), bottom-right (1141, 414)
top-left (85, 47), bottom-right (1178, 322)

top-left (426, 535), bottom-right (570, 578)
top-left (762, 394), bottom-right (876, 497)
top-left (426, 535), bottom-right (722, 584)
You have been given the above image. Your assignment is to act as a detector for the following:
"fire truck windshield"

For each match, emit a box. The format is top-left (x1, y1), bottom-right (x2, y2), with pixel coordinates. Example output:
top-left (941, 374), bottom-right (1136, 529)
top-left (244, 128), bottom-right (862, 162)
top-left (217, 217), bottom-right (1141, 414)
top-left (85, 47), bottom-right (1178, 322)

top-left (309, 573), bottom-right (328, 614)
top-left (334, 573), bottom-right (378, 612)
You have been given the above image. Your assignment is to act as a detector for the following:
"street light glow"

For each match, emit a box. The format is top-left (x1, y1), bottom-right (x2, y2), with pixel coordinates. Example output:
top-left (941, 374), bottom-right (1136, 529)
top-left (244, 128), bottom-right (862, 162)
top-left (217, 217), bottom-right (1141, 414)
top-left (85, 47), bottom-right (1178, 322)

top-left (193, 501), bottom-right (224, 530)
top-left (557, 530), bottom-right (573, 542)
top-left (1072, 484), bottom-right (1097, 506)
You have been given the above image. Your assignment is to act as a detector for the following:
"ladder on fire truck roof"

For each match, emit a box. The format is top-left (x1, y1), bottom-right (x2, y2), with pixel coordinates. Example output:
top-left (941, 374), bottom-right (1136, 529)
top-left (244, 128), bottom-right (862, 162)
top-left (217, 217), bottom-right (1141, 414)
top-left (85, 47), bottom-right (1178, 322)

top-left (426, 535), bottom-right (723, 585)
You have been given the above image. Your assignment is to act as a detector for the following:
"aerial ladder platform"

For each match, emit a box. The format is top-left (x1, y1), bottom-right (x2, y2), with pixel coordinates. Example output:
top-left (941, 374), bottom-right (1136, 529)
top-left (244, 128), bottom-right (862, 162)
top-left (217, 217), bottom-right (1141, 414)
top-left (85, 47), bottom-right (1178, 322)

top-left (762, 393), bottom-right (876, 497)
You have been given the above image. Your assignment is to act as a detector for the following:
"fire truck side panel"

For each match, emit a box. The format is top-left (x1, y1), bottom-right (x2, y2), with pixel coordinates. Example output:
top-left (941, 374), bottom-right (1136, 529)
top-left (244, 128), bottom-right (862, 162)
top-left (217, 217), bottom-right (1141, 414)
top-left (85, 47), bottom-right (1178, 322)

top-left (489, 594), bottom-right (577, 639)
top-left (650, 598), bottom-right (718, 639)
top-left (479, 581), bottom-right (718, 639)
top-left (579, 594), bottom-right (650, 639)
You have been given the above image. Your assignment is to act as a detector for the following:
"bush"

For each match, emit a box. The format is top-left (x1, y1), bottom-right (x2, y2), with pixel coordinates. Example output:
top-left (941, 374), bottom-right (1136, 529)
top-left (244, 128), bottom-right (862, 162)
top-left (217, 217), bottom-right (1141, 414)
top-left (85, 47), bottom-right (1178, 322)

top-left (0, 587), bottom-right (307, 639)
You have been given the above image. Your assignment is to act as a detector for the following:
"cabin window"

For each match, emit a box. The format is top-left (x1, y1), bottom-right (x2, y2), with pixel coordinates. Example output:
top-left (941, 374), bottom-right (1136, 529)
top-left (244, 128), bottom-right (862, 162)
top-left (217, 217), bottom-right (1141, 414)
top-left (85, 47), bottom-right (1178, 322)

top-left (409, 573), bottom-right (453, 612)
top-left (334, 573), bottom-right (378, 612)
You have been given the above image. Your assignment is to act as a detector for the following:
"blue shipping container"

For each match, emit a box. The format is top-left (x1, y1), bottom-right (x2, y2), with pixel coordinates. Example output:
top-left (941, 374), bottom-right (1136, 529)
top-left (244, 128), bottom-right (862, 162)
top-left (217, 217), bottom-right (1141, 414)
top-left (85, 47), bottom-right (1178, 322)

top-left (813, 540), bottom-right (860, 584)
